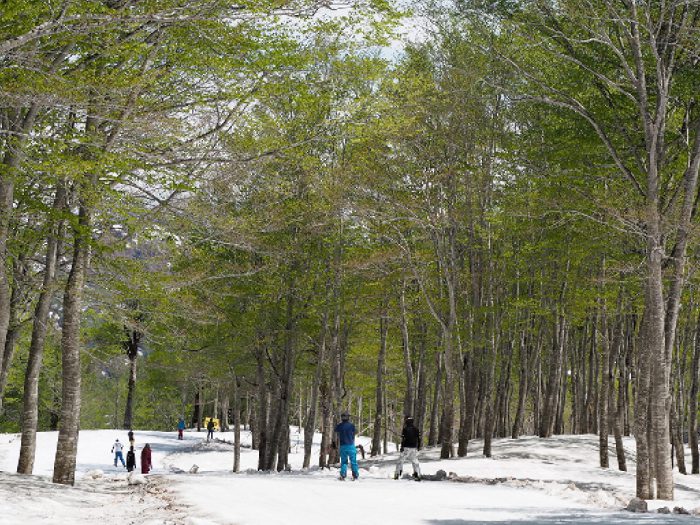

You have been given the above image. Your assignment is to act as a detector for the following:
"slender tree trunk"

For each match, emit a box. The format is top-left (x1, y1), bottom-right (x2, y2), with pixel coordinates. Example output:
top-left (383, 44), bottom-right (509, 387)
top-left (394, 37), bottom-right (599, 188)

top-left (233, 374), bottom-right (241, 472)
top-left (599, 295), bottom-right (610, 468)
top-left (512, 321), bottom-right (531, 438)
top-left (122, 328), bottom-right (141, 430)
top-left (671, 402), bottom-right (686, 474)
top-left (540, 313), bottom-right (566, 438)
top-left (0, 104), bottom-right (40, 393)
top-left (17, 184), bottom-right (65, 474)
top-left (371, 300), bottom-right (388, 456)
top-left (400, 282), bottom-right (415, 417)
top-left (304, 311), bottom-right (328, 468)
top-left (220, 393), bottom-right (229, 431)
top-left (414, 319), bottom-right (428, 435)
top-left (427, 352), bottom-right (441, 447)
top-left (457, 351), bottom-right (473, 455)
top-left (690, 311), bottom-right (700, 474)
top-left (0, 252), bottom-right (27, 407)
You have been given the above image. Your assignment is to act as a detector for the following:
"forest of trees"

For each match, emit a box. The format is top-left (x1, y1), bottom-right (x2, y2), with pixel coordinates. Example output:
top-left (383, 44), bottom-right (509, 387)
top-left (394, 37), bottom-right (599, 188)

top-left (1, 0), bottom-right (700, 501)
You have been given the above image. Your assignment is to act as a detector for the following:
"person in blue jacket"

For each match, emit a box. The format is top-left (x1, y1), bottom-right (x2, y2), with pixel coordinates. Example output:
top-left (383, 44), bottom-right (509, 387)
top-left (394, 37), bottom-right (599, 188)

top-left (335, 411), bottom-right (359, 480)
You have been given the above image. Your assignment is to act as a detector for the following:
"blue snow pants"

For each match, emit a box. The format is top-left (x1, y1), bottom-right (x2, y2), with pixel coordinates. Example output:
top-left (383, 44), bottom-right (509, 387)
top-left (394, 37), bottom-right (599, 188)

top-left (339, 444), bottom-right (359, 479)
top-left (114, 451), bottom-right (125, 467)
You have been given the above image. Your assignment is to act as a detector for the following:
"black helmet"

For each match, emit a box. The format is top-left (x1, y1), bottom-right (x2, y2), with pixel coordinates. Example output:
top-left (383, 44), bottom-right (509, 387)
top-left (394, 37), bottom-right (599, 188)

top-left (341, 411), bottom-right (350, 421)
top-left (405, 416), bottom-right (414, 424)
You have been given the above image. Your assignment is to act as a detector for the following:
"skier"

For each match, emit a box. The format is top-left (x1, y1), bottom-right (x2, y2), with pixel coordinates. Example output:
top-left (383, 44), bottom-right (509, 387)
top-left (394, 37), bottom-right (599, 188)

top-left (126, 446), bottom-right (136, 472)
top-left (394, 416), bottom-right (421, 481)
top-left (127, 429), bottom-right (135, 447)
top-left (141, 443), bottom-right (152, 474)
top-left (111, 438), bottom-right (126, 467)
top-left (206, 418), bottom-right (215, 442)
top-left (334, 411), bottom-right (359, 480)
top-left (177, 417), bottom-right (185, 440)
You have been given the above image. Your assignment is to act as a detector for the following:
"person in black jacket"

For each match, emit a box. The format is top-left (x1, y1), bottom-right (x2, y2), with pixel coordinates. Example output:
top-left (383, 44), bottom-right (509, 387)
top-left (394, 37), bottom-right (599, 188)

top-left (126, 446), bottom-right (136, 472)
top-left (394, 416), bottom-right (421, 480)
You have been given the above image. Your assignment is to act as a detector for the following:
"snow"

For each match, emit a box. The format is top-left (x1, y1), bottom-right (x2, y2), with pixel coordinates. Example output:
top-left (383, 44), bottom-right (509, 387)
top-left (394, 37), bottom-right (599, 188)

top-left (1, 429), bottom-right (700, 524)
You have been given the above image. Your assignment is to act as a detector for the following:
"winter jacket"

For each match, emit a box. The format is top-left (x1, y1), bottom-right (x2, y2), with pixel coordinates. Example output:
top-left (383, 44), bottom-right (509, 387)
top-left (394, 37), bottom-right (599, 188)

top-left (334, 421), bottom-right (356, 446)
top-left (177, 419), bottom-right (185, 430)
top-left (401, 423), bottom-right (421, 449)
top-left (141, 447), bottom-right (152, 474)
top-left (207, 420), bottom-right (215, 431)
top-left (126, 450), bottom-right (136, 472)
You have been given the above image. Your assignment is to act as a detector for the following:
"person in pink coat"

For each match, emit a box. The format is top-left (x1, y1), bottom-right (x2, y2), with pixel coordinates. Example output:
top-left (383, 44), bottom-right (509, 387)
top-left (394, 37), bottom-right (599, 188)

top-left (141, 443), bottom-right (152, 474)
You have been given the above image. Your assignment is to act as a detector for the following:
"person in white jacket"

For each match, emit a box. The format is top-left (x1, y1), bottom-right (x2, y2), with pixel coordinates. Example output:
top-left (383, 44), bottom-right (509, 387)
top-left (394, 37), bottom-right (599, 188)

top-left (111, 439), bottom-right (126, 467)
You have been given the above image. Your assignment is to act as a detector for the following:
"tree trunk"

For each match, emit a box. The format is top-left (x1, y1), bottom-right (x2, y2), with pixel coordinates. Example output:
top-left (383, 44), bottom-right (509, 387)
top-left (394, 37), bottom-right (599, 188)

top-left (0, 255), bottom-right (25, 407)
top-left (371, 300), bottom-right (388, 456)
top-left (427, 352), bottom-right (442, 447)
top-left (52, 180), bottom-right (93, 486)
top-left (304, 311), bottom-right (328, 468)
top-left (220, 393), bottom-right (229, 432)
top-left (599, 298), bottom-right (610, 468)
top-left (690, 311), bottom-right (700, 474)
top-left (0, 104), bottom-right (40, 395)
top-left (512, 320), bottom-right (531, 438)
top-left (17, 184), bottom-right (65, 474)
top-left (122, 328), bottom-right (141, 430)
top-left (233, 374), bottom-right (241, 472)
top-left (256, 350), bottom-right (268, 469)
top-left (540, 313), bottom-right (566, 438)
top-left (400, 282), bottom-right (415, 417)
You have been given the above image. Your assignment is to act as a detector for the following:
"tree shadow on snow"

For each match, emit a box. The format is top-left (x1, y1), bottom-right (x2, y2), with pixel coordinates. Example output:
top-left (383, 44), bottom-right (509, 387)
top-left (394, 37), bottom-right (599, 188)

top-left (424, 512), bottom-right (696, 524)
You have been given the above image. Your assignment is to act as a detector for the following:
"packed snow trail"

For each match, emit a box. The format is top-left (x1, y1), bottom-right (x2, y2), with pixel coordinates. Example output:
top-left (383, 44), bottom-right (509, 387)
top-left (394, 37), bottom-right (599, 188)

top-left (2, 430), bottom-right (700, 524)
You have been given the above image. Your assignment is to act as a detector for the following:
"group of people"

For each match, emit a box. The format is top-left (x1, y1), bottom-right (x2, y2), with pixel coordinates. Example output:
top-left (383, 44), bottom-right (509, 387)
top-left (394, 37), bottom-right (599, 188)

top-left (176, 417), bottom-right (216, 442)
top-left (334, 412), bottom-right (421, 481)
top-left (111, 431), bottom-right (152, 474)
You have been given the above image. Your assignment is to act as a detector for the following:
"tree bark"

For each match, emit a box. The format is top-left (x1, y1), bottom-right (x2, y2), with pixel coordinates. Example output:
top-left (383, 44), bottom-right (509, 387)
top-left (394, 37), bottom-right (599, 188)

top-left (233, 374), bottom-right (241, 472)
top-left (371, 299), bottom-right (388, 456)
top-left (122, 327), bottom-right (141, 430)
top-left (690, 311), bottom-right (700, 474)
top-left (304, 310), bottom-right (328, 468)
top-left (52, 177), bottom-right (93, 486)
top-left (400, 281), bottom-right (415, 417)
top-left (17, 184), bottom-right (65, 474)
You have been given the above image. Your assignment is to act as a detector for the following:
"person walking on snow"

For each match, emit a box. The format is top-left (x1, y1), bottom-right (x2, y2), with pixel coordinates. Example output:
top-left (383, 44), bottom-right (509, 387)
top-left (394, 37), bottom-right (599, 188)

top-left (394, 416), bottom-right (421, 480)
top-left (206, 418), bottom-right (215, 442)
top-left (335, 411), bottom-right (359, 480)
top-left (126, 446), bottom-right (136, 472)
top-left (127, 429), bottom-right (135, 447)
top-left (111, 438), bottom-right (125, 467)
top-left (141, 443), bottom-right (152, 474)
top-left (177, 417), bottom-right (185, 440)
